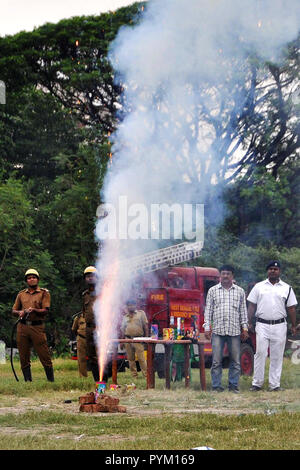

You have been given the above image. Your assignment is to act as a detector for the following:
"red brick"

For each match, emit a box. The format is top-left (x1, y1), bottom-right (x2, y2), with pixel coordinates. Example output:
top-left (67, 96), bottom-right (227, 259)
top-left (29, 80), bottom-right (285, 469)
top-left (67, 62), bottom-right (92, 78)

top-left (96, 395), bottom-right (119, 406)
top-left (79, 393), bottom-right (95, 405)
top-left (117, 405), bottom-right (127, 413)
top-left (79, 404), bottom-right (94, 413)
top-left (92, 404), bottom-right (109, 412)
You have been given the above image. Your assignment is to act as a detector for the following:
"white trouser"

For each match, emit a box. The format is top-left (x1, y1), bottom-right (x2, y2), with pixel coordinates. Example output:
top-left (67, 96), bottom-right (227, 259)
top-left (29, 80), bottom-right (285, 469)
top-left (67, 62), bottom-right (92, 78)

top-left (252, 321), bottom-right (287, 389)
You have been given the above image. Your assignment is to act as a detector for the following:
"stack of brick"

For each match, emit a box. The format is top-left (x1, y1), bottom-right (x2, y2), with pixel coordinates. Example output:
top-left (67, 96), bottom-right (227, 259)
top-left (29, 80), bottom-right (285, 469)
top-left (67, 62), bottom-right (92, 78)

top-left (79, 392), bottom-right (126, 413)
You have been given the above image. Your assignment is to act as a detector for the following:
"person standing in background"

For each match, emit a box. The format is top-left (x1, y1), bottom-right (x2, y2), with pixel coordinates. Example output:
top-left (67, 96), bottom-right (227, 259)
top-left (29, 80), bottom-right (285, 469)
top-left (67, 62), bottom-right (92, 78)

top-left (71, 312), bottom-right (88, 377)
top-left (121, 299), bottom-right (148, 379)
top-left (12, 269), bottom-right (54, 382)
top-left (82, 266), bottom-right (110, 383)
top-left (203, 265), bottom-right (249, 393)
top-left (247, 261), bottom-right (298, 392)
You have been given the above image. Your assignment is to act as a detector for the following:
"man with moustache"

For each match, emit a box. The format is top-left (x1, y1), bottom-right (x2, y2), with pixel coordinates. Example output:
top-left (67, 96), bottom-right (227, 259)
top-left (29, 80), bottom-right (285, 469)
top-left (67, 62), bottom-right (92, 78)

top-left (247, 261), bottom-right (298, 392)
top-left (12, 269), bottom-right (54, 382)
top-left (203, 265), bottom-right (248, 393)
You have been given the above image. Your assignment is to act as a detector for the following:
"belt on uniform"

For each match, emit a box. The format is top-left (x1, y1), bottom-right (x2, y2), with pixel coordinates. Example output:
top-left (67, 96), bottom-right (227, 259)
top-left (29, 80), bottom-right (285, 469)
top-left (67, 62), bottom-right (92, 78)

top-left (86, 322), bottom-right (95, 328)
top-left (257, 318), bottom-right (286, 325)
top-left (77, 333), bottom-right (86, 339)
top-left (20, 320), bottom-right (44, 326)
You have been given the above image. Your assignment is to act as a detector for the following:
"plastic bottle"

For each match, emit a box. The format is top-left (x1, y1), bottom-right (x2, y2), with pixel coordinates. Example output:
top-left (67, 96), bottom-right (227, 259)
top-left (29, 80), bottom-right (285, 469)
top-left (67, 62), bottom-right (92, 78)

top-left (177, 317), bottom-right (181, 336)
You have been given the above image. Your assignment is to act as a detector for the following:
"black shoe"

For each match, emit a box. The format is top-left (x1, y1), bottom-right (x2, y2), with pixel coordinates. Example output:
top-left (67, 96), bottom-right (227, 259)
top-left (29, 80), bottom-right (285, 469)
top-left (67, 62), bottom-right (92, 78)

top-left (22, 366), bottom-right (32, 382)
top-left (250, 385), bottom-right (262, 392)
top-left (268, 386), bottom-right (285, 392)
top-left (212, 386), bottom-right (224, 392)
top-left (229, 386), bottom-right (240, 394)
top-left (44, 366), bottom-right (54, 382)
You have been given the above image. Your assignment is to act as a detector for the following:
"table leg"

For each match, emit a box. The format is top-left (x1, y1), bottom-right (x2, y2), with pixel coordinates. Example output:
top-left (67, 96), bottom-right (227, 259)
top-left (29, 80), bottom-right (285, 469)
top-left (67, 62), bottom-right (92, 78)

top-left (184, 344), bottom-right (190, 388)
top-left (165, 344), bottom-right (171, 389)
top-left (112, 347), bottom-right (118, 384)
top-left (147, 343), bottom-right (155, 389)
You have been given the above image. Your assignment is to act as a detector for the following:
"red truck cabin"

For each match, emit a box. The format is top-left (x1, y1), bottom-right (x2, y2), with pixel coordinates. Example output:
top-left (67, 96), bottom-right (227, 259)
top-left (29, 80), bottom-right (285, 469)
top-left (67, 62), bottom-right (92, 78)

top-left (136, 266), bottom-right (220, 338)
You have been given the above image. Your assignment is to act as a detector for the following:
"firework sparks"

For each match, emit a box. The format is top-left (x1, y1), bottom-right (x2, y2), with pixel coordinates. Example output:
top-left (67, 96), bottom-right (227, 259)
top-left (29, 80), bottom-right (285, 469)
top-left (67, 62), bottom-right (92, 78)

top-left (94, 258), bottom-right (120, 382)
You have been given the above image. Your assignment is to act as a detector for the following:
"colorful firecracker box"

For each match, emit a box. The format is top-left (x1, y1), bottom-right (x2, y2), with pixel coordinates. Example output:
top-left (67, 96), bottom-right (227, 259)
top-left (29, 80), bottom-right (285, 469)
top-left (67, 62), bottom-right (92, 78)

top-left (95, 381), bottom-right (106, 400)
top-left (151, 324), bottom-right (159, 339)
top-left (125, 383), bottom-right (136, 391)
top-left (163, 328), bottom-right (174, 340)
top-left (109, 384), bottom-right (120, 391)
top-left (184, 327), bottom-right (194, 338)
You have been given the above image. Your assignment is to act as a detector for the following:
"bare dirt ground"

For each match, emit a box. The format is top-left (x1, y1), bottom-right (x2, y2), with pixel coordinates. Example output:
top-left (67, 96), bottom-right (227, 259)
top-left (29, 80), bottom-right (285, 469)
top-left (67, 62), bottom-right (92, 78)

top-left (1, 364), bottom-right (299, 450)
top-left (1, 385), bottom-right (299, 418)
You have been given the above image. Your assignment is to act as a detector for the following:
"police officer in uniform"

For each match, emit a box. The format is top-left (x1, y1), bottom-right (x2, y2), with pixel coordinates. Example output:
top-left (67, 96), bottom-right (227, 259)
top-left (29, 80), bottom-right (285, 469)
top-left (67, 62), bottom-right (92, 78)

top-left (248, 260), bottom-right (298, 391)
top-left (71, 312), bottom-right (88, 377)
top-left (12, 269), bottom-right (54, 382)
top-left (82, 266), bottom-right (109, 382)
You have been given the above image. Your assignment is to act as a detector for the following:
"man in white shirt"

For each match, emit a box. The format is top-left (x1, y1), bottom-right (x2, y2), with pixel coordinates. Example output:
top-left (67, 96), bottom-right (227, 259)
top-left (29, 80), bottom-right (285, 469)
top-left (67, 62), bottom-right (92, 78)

top-left (247, 261), bottom-right (298, 392)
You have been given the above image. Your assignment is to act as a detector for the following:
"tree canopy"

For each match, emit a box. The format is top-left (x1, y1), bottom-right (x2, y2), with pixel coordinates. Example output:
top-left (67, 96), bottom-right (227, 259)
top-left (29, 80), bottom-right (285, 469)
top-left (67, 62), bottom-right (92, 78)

top-left (0, 2), bottom-right (298, 347)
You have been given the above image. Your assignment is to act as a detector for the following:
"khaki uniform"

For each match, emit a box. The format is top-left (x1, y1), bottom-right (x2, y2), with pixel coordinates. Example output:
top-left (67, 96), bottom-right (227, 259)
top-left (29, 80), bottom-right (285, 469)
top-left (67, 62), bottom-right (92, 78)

top-left (12, 287), bottom-right (52, 370)
top-left (82, 289), bottom-right (98, 371)
top-left (71, 313), bottom-right (87, 377)
top-left (121, 310), bottom-right (148, 378)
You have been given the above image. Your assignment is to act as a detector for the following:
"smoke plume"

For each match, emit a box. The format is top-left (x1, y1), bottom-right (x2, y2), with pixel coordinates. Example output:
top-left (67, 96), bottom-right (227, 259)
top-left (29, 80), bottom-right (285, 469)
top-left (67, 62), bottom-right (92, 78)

top-left (94, 0), bottom-right (300, 376)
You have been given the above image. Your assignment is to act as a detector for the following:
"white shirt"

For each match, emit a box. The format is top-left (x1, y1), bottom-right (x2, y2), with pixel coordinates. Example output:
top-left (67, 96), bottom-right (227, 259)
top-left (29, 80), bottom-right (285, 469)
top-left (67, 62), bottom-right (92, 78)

top-left (247, 279), bottom-right (298, 321)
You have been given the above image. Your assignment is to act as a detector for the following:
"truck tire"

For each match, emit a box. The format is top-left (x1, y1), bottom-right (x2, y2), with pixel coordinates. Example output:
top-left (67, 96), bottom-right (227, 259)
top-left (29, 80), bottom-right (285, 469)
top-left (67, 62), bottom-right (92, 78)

top-left (240, 343), bottom-right (254, 376)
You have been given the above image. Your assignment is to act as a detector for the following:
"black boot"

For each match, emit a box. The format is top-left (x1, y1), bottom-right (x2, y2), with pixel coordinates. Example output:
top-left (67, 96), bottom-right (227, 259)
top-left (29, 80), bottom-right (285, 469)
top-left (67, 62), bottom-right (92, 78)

top-left (102, 371), bottom-right (108, 383)
top-left (22, 366), bottom-right (32, 382)
top-left (91, 364), bottom-right (100, 382)
top-left (44, 366), bottom-right (54, 382)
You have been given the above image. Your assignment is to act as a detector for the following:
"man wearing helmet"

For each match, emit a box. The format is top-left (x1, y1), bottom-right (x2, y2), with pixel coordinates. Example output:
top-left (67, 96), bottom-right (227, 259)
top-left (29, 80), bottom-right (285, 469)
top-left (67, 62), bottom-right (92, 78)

top-left (82, 266), bottom-right (109, 382)
top-left (12, 269), bottom-right (54, 382)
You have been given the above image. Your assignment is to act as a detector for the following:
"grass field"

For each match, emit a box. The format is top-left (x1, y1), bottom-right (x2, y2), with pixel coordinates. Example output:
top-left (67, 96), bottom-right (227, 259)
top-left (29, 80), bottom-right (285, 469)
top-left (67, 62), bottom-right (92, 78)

top-left (0, 357), bottom-right (299, 450)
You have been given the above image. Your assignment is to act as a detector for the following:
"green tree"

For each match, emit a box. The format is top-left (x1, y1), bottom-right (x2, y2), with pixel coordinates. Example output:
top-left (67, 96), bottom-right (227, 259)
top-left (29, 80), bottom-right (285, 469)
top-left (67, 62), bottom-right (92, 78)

top-left (222, 161), bottom-right (300, 248)
top-left (0, 87), bottom-right (83, 179)
top-left (0, 178), bottom-right (60, 345)
top-left (0, 3), bottom-right (144, 133)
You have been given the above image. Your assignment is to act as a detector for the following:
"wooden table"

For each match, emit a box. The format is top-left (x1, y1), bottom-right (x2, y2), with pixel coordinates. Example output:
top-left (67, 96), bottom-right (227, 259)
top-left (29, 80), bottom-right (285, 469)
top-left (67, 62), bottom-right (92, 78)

top-left (110, 338), bottom-right (207, 391)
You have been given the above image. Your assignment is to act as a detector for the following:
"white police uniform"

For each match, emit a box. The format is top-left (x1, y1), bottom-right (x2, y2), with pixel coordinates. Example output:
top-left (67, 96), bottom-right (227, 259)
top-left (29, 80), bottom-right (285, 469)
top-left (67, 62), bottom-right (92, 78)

top-left (247, 268), bottom-right (297, 390)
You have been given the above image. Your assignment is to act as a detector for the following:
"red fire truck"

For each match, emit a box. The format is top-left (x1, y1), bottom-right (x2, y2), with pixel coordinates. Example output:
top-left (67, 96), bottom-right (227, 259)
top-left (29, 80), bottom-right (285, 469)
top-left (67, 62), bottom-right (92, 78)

top-left (71, 242), bottom-right (255, 378)
top-left (128, 243), bottom-right (255, 377)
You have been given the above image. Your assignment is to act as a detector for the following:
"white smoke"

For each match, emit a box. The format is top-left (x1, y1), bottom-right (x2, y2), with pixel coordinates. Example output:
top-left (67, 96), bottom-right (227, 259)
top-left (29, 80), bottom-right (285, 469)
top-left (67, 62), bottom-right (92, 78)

top-left (94, 0), bottom-right (300, 372)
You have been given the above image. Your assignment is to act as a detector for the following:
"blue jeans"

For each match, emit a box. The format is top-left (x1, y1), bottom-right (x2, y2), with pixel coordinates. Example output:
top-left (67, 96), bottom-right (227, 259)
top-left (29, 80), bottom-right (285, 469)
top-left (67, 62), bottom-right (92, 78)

top-left (211, 334), bottom-right (241, 388)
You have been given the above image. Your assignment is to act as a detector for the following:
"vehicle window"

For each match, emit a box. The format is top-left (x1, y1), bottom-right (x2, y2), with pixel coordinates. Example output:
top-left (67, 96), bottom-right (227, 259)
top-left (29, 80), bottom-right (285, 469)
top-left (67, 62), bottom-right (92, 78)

top-left (204, 280), bottom-right (218, 300)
